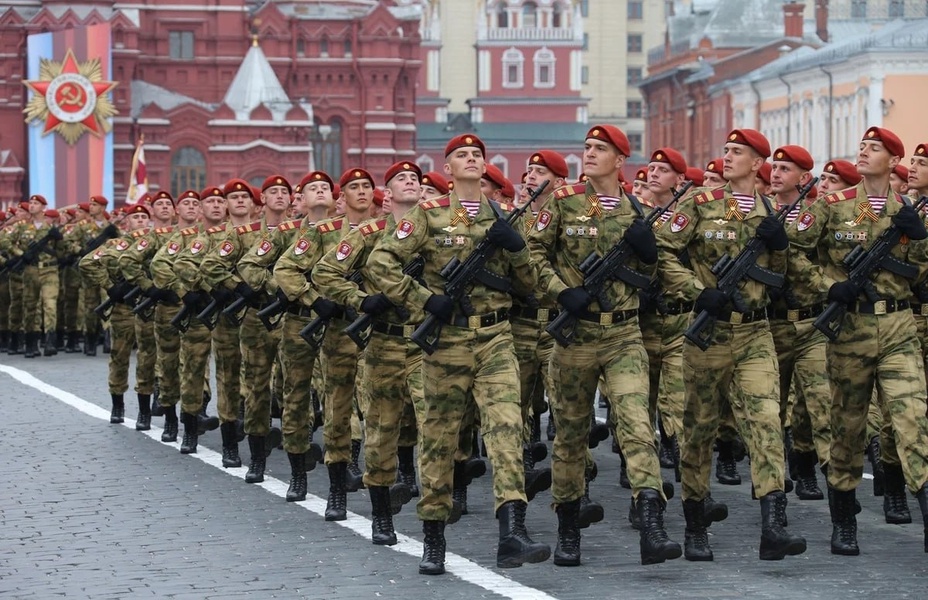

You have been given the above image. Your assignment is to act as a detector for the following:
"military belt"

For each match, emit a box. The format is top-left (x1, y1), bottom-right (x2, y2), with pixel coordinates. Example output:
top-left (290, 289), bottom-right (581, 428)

top-left (662, 301), bottom-right (695, 316)
top-left (911, 303), bottom-right (928, 317)
top-left (286, 305), bottom-right (314, 318)
top-left (848, 299), bottom-right (909, 315)
top-left (577, 308), bottom-right (638, 326)
top-left (715, 307), bottom-right (767, 324)
top-left (510, 306), bottom-right (559, 322)
top-left (371, 321), bottom-right (417, 338)
top-left (767, 301), bottom-right (827, 322)
top-left (449, 309), bottom-right (509, 329)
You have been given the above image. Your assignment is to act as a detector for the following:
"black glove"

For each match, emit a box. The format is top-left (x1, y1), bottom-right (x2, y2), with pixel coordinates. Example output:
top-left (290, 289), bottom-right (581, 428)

top-left (106, 281), bottom-right (131, 302)
top-left (827, 280), bottom-right (860, 305)
top-left (623, 219), bottom-right (658, 264)
top-left (144, 286), bottom-right (162, 300)
top-left (311, 297), bottom-right (338, 320)
top-left (234, 281), bottom-right (260, 306)
top-left (360, 293), bottom-right (393, 315)
top-left (892, 205), bottom-right (928, 240)
top-left (694, 288), bottom-right (728, 317)
top-left (557, 287), bottom-right (593, 315)
top-left (210, 286), bottom-right (235, 305)
top-left (162, 289), bottom-right (180, 304)
top-left (48, 227), bottom-right (63, 242)
top-left (182, 291), bottom-right (205, 308)
top-left (275, 287), bottom-right (290, 307)
top-left (486, 219), bottom-right (526, 252)
top-left (756, 216), bottom-right (789, 251)
top-left (424, 294), bottom-right (454, 322)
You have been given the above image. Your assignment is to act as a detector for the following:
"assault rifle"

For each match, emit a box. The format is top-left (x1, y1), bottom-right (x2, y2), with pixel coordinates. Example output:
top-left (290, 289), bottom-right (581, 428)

top-left (343, 254), bottom-right (424, 350)
top-left (0, 226), bottom-right (63, 276)
top-left (93, 283), bottom-right (142, 321)
top-left (411, 180), bottom-right (549, 355)
top-left (298, 270), bottom-right (364, 348)
top-left (546, 181), bottom-right (693, 347)
top-left (684, 177), bottom-right (818, 350)
top-left (813, 194), bottom-right (928, 341)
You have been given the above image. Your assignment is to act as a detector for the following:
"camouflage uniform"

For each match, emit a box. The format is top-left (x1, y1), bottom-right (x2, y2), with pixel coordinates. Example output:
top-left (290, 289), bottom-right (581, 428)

top-left (77, 220), bottom-right (110, 349)
top-left (17, 222), bottom-right (59, 340)
top-left (58, 222), bottom-right (84, 345)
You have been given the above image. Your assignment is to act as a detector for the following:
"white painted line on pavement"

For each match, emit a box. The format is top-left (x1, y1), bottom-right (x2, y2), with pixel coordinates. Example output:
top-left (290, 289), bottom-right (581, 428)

top-left (0, 363), bottom-right (560, 600)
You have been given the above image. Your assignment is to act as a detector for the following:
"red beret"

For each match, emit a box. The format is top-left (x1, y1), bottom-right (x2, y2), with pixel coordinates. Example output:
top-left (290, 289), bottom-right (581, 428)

top-left (261, 174), bottom-right (291, 194)
top-left (444, 133), bottom-right (486, 158)
top-left (223, 178), bottom-right (260, 205)
top-left (8, 207), bottom-right (16, 215)
top-left (420, 171), bottom-right (450, 195)
top-left (66, 208), bottom-right (76, 217)
top-left (152, 190), bottom-right (175, 206)
top-left (622, 181), bottom-right (634, 195)
top-left (482, 164), bottom-right (509, 190)
top-left (372, 188), bottom-right (385, 207)
top-left (915, 143), bottom-right (928, 158)
top-left (124, 203), bottom-right (151, 217)
top-left (586, 125), bottom-right (631, 157)
top-left (384, 161), bottom-right (422, 186)
top-left (44, 209), bottom-right (60, 219)
top-left (177, 189), bottom-right (201, 203)
top-left (332, 184), bottom-right (341, 198)
top-left (78, 202), bottom-right (91, 212)
top-left (200, 186), bottom-right (225, 199)
top-left (893, 164), bottom-right (910, 181)
top-left (773, 145), bottom-right (814, 170)
top-left (0, 211), bottom-right (6, 221)
top-left (862, 126), bottom-right (904, 158)
top-left (634, 168), bottom-right (648, 183)
top-left (90, 195), bottom-right (108, 206)
top-left (727, 129), bottom-right (770, 158)
top-left (705, 158), bottom-right (723, 173)
top-left (528, 150), bottom-right (568, 178)
top-left (296, 171), bottom-right (334, 193)
top-left (806, 185), bottom-right (818, 200)
top-left (757, 162), bottom-right (772, 185)
top-left (649, 147), bottom-right (687, 174)
top-left (30, 194), bottom-right (47, 206)
top-left (823, 160), bottom-right (861, 185)
top-left (685, 167), bottom-right (704, 186)
top-left (19, 202), bottom-right (29, 211)
top-left (338, 168), bottom-right (375, 189)
top-left (138, 193), bottom-right (152, 206)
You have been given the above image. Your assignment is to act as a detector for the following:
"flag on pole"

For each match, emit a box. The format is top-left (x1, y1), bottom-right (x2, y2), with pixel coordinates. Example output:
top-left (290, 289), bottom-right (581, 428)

top-left (126, 135), bottom-right (147, 203)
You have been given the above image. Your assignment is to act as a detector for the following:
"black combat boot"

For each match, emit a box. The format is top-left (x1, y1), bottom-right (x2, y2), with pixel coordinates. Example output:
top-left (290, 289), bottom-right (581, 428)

top-left (882, 463), bottom-right (912, 524)
top-left (452, 461), bottom-right (470, 516)
top-left (0, 330), bottom-right (9, 352)
top-left (637, 489), bottom-right (682, 565)
top-left (64, 331), bottom-right (80, 353)
top-left (370, 486), bottom-right (398, 546)
top-left (553, 499), bottom-right (581, 566)
top-left (702, 494), bottom-right (728, 525)
top-left (180, 412), bottom-right (199, 454)
top-left (265, 426), bottom-right (282, 457)
top-left (759, 491), bottom-right (806, 560)
top-left (109, 393), bottom-right (125, 424)
top-left (829, 486), bottom-right (860, 555)
top-left (286, 452), bottom-right (307, 502)
top-left (589, 419), bottom-right (610, 449)
top-left (659, 424), bottom-right (675, 469)
top-left (24, 331), bottom-right (39, 358)
top-left (325, 462), bottom-right (348, 521)
top-left (496, 500), bottom-right (551, 568)
top-left (83, 329), bottom-right (96, 356)
top-left (8, 331), bottom-right (21, 355)
top-left (346, 439), bottom-right (365, 492)
top-left (916, 484), bottom-right (928, 553)
top-left (618, 448), bottom-right (631, 489)
top-left (196, 394), bottom-right (219, 435)
top-left (245, 435), bottom-right (266, 483)
top-left (151, 379), bottom-right (164, 417)
top-left (578, 467), bottom-right (604, 528)
top-left (220, 421), bottom-right (242, 468)
top-left (716, 439), bottom-right (741, 485)
top-left (55, 328), bottom-right (65, 350)
top-left (388, 481), bottom-right (413, 516)
top-left (867, 435), bottom-right (884, 496)
top-left (135, 394), bottom-right (151, 431)
top-left (304, 442), bottom-right (322, 472)
top-left (43, 331), bottom-right (57, 356)
top-left (419, 520), bottom-right (446, 575)
top-left (683, 499), bottom-right (713, 561)
top-left (161, 405), bottom-right (178, 442)
top-left (523, 446), bottom-right (552, 502)
top-left (794, 451), bottom-right (824, 500)
top-left (397, 445), bottom-right (419, 497)
top-left (546, 410), bottom-right (556, 441)
top-left (102, 328), bottom-right (111, 354)
top-left (628, 496), bottom-right (640, 530)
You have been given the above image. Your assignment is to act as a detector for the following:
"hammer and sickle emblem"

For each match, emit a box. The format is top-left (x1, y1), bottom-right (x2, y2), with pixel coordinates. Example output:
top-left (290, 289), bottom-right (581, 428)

top-left (60, 84), bottom-right (85, 107)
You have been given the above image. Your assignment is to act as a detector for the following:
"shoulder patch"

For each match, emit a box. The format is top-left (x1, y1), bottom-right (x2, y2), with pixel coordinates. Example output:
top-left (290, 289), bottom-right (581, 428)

top-left (553, 183), bottom-right (587, 200)
top-left (181, 227), bottom-right (199, 236)
top-left (218, 241), bottom-right (235, 257)
top-left (256, 239), bottom-right (273, 256)
top-left (421, 196), bottom-right (451, 210)
top-left (535, 210), bottom-right (552, 231)
top-left (277, 219), bottom-right (303, 232)
top-left (206, 224), bottom-right (227, 234)
top-left (497, 201), bottom-right (517, 213)
top-left (360, 219), bottom-right (388, 236)
top-left (131, 228), bottom-right (150, 239)
top-left (155, 226), bottom-right (174, 235)
top-left (396, 219), bottom-right (415, 239)
top-left (293, 238), bottom-right (311, 255)
top-left (825, 188), bottom-right (859, 205)
top-left (694, 188), bottom-right (727, 205)
top-left (317, 220), bottom-right (344, 234)
top-left (236, 222), bottom-right (261, 235)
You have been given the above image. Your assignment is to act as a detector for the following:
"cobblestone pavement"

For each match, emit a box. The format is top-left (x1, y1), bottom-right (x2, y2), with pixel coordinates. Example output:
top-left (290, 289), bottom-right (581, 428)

top-left (1, 353), bottom-right (927, 600)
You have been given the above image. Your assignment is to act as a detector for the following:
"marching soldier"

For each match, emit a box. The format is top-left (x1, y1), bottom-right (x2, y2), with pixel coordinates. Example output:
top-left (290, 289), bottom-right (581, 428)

top-left (16, 195), bottom-right (63, 357)
top-left (420, 172), bottom-right (450, 202)
top-left (818, 160), bottom-right (861, 195)
top-left (656, 128), bottom-right (806, 561)
top-left (80, 195), bottom-right (112, 355)
top-left (703, 159), bottom-right (725, 188)
top-left (367, 134), bottom-right (550, 575)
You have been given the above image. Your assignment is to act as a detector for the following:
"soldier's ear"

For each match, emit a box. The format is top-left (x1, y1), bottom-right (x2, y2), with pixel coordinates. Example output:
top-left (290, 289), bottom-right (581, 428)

top-left (443, 162), bottom-right (453, 177)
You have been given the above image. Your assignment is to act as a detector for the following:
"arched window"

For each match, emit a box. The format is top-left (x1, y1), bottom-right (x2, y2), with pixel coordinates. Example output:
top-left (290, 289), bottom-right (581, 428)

top-left (502, 47), bottom-right (524, 88)
top-left (312, 118), bottom-right (343, 176)
top-left (565, 154), bottom-right (582, 182)
top-left (497, 3), bottom-right (508, 28)
top-left (553, 5), bottom-right (563, 28)
top-left (320, 37), bottom-right (329, 57)
top-left (417, 154), bottom-right (435, 173)
top-left (533, 47), bottom-right (555, 88)
top-left (170, 147), bottom-right (206, 198)
top-left (490, 154), bottom-right (509, 176)
top-left (522, 2), bottom-right (538, 28)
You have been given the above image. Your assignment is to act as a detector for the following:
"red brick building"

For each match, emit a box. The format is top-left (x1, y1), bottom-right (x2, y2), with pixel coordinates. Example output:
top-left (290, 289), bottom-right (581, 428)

top-left (0, 0), bottom-right (422, 204)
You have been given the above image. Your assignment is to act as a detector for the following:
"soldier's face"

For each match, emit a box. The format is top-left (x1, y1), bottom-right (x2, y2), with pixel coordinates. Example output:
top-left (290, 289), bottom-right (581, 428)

top-left (770, 161), bottom-right (805, 194)
top-left (722, 143), bottom-right (761, 182)
top-left (127, 213), bottom-right (149, 230)
top-left (386, 171), bottom-right (421, 211)
top-left (909, 156), bottom-right (928, 191)
top-left (176, 198), bottom-right (200, 222)
top-left (479, 178), bottom-right (501, 199)
top-left (304, 181), bottom-right (334, 211)
top-left (444, 147), bottom-right (486, 182)
top-left (583, 139), bottom-right (624, 178)
top-left (857, 140), bottom-right (898, 177)
top-left (647, 162), bottom-right (684, 195)
top-left (89, 202), bottom-right (104, 217)
top-left (152, 199), bottom-right (174, 222)
top-left (818, 172), bottom-right (849, 194)
top-left (419, 185), bottom-right (441, 202)
top-left (201, 195), bottom-right (226, 222)
top-left (344, 179), bottom-right (373, 213)
top-left (889, 172), bottom-right (908, 195)
top-left (226, 191), bottom-right (254, 218)
top-left (28, 199), bottom-right (44, 215)
top-left (703, 171), bottom-right (726, 187)
top-left (525, 165), bottom-right (564, 207)
top-left (262, 185), bottom-right (290, 213)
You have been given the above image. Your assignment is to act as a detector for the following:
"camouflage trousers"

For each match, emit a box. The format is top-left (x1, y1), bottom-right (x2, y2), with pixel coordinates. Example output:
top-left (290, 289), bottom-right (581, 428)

top-left (640, 311), bottom-right (686, 440)
top-left (550, 317), bottom-right (662, 504)
top-left (770, 318), bottom-right (832, 463)
top-left (361, 328), bottom-right (421, 488)
top-left (154, 304), bottom-right (181, 408)
top-left (134, 315), bottom-right (157, 395)
top-left (21, 265), bottom-right (45, 332)
top-left (916, 314), bottom-right (928, 396)
top-left (212, 318), bottom-right (242, 425)
top-left (681, 321), bottom-right (786, 500)
top-left (351, 357), bottom-right (366, 441)
top-left (512, 316), bottom-right (556, 443)
top-left (240, 311), bottom-right (282, 437)
top-left (827, 311), bottom-right (928, 492)
top-left (0, 277), bottom-right (8, 331)
top-left (107, 304), bottom-right (137, 394)
top-left (82, 279), bottom-right (102, 336)
top-left (179, 318), bottom-right (211, 416)
top-left (321, 318), bottom-right (360, 464)
top-left (8, 273), bottom-right (23, 332)
top-left (279, 313), bottom-right (318, 454)
top-left (59, 266), bottom-right (81, 332)
top-left (418, 320), bottom-right (525, 521)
